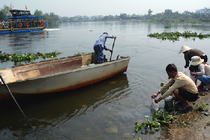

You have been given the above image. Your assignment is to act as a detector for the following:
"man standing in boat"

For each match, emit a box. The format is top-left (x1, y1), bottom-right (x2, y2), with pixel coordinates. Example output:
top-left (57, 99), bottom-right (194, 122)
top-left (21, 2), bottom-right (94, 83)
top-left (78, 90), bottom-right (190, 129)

top-left (93, 32), bottom-right (116, 63)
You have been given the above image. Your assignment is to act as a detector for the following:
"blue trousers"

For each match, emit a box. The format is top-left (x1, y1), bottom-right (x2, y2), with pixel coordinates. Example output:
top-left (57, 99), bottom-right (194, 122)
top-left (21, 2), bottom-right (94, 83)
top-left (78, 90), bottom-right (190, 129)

top-left (94, 44), bottom-right (104, 63)
top-left (197, 75), bottom-right (210, 85)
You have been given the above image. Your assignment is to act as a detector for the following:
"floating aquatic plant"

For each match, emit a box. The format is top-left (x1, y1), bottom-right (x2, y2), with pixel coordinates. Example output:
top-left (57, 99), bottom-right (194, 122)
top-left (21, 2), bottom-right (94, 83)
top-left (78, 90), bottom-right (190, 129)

top-left (147, 31), bottom-right (210, 42)
top-left (135, 115), bottom-right (160, 133)
top-left (74, 52), bottom-right (85, 56)
top-left (152, 110), bottom-right (173, 124)
top-left (0, 51), bottom-right (61, 63)
top-left (135, 110), bottom-right (173, 133)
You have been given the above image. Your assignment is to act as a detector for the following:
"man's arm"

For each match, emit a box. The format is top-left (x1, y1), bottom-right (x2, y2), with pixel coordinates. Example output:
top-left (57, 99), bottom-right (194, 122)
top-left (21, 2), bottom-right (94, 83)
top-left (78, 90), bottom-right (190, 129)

top-left (151, 79), bottom-right (174, 103)
top-left (104, 35), bottom-right (116, 51)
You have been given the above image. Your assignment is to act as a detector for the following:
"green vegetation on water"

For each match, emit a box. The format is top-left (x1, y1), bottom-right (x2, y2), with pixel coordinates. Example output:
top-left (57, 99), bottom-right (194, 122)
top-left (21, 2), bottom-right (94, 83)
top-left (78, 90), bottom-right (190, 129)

top-left (74, 52), bottom-right (85, 56)
top-left (147, 31), bottom-right (210, 42)
top-left (135, 110), bottom-right (173, 132)
top-left (134, 110), bottom-right (173, 139)
top-left (152, 110), bottom-right (173, 124)
top-left (0, 51), bottom-right (61, 63)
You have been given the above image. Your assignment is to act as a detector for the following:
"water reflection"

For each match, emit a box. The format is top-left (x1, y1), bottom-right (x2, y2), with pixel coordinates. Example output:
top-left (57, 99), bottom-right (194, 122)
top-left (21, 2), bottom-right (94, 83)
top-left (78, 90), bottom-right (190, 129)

top-left (0, 73), bottom-right (130, 139)
top-left (0, 31), bottom-right (48, 54)
top-left (8, 31), bottom-right (48, 48)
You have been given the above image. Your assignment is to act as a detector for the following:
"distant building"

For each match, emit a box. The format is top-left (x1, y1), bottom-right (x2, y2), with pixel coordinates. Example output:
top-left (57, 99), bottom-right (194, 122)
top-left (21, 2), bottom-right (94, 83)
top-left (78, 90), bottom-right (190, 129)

top-left (183, 11), bottom-right (191, 15)
top-left (196, 7), bottom-right (210, 13)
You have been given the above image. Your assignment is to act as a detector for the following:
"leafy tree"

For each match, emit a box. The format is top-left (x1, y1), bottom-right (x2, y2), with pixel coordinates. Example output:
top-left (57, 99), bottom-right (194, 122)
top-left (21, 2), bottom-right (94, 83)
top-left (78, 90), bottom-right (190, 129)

top-left (43, 12), bottom-right (60, 27)
top-left (34, 10), bottom-right (60, 27)
top-left (34, 9), bottom-right (43, 16)
top-left (164, 9), bottom-right (173, 19)
top-left (61, 17), bottom-right (69, 22)
top-left (0, 11), bottom-right (4, 21)
top-left (0, 5), bottom-right (10, 21)
top-left (119, 13), bottom-right (128, 20)
top-left (148, 9), bottom-right (152, 16)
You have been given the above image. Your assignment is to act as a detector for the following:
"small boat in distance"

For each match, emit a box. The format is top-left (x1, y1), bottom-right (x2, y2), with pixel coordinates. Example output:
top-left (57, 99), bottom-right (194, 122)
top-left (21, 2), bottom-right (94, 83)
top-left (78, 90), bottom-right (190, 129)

top-left (0, 9), bottom-right (48, 34)
top-left (0, 52), bottom-right (130, 100)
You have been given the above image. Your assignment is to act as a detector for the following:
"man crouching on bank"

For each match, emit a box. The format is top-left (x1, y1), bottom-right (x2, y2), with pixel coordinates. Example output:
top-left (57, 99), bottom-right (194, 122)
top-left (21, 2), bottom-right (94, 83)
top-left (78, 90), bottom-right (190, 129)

top-left (151, 64), bottom-right (199, 111)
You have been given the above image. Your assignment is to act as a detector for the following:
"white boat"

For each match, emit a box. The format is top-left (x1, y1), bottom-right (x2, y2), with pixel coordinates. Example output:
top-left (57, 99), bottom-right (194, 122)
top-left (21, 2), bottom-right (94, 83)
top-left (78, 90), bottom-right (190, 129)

top-left (0, 52), bottom-right (130, 100)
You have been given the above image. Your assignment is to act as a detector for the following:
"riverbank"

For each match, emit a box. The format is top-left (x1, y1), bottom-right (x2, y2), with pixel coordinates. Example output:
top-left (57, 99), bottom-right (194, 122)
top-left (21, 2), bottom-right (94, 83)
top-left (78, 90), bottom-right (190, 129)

top-left (161, 91), bottom-right (210, 139)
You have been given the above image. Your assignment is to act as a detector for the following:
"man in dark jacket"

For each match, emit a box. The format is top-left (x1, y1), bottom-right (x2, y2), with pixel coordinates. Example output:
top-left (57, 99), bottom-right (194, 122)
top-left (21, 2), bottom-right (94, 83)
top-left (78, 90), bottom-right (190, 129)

top-left (179, 45), bottom-right (208, 68)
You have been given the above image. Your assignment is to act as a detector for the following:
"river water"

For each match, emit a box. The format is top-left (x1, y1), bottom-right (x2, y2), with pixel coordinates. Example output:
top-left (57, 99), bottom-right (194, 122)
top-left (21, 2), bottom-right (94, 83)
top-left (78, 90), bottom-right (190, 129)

top-left (0, 21), bottom-right (210, 140)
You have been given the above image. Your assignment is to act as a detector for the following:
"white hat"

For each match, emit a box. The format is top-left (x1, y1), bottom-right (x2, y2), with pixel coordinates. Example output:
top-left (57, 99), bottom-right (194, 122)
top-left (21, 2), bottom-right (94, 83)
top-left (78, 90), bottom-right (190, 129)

top-left (178, 45), bottom-right (191, 54)
top-left (190, 56), bottom-right (204, 66)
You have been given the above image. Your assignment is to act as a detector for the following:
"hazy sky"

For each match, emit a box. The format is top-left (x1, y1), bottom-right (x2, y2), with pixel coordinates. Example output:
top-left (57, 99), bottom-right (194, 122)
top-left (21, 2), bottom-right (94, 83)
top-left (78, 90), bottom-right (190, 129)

top-left (1, 0), bottom-right (210, 17)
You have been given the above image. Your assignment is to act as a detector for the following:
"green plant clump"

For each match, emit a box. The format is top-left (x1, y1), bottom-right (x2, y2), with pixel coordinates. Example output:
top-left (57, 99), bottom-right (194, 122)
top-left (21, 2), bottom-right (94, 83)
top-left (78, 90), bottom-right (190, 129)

top-left (135, 110), bottom-right (173, 133)
top-left (147, 31), bottom-right (210, 42)
top-left (195, 101), bottom-right (209, 111)
top-left (0, 51), bottom-right (61, 62)
top-left (135, 115), bottom-right (160, 133)
top-left (152, 110), bottom-right (173, 124)
top-left (74, 52), bottom-right (85, 56)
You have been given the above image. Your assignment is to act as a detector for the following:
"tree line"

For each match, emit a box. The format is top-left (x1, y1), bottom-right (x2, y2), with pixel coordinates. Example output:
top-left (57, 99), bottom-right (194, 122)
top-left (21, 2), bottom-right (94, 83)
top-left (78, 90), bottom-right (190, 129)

top-left (1, 5), bottom-right (210, 27)
top-left (61, 8), bottom-right (210, 23)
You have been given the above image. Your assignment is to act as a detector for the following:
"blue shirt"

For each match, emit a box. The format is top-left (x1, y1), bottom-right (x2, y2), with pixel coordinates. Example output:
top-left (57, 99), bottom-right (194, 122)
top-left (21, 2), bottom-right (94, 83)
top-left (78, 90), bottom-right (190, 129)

top-left (94, 34), bottom-right (114, 50)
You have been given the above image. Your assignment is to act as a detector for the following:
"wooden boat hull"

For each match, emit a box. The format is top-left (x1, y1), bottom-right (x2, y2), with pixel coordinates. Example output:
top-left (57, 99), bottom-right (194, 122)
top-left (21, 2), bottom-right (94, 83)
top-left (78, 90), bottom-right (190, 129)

top-left (0, 53), bottom-right (130, 100)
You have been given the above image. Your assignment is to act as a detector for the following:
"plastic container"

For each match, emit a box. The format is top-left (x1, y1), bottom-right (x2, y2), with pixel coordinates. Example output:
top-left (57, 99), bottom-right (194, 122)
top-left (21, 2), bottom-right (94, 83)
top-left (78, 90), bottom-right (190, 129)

top-left (150, 99), bottom-right (159, 110)
top-left (164, 96), bottom-right (174, 111)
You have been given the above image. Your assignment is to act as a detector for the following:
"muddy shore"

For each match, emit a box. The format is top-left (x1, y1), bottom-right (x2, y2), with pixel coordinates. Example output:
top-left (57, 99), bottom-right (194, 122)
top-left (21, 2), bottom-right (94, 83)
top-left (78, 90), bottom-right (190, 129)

top-left (160, 91), bottom-right (210, 140)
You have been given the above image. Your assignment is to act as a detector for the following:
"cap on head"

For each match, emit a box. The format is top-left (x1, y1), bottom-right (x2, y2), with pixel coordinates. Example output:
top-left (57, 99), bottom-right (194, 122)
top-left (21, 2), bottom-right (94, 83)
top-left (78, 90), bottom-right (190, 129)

top-left (178, 45), bottom-right (191, 54)
top-left (103, 32), bottom-right (108, 35)
top-left (190, 56), bottom-right (204, 66)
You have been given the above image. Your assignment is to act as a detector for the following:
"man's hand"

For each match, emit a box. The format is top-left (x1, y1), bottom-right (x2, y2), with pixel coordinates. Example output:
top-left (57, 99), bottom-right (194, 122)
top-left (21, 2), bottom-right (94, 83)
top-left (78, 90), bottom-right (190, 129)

top-left (151, 93), bottom-right (158, 99)
top-left (109, 49), bottom-right (113, 52)
top-left (154, 98), bottom-right (159, 103)
top-left (154, 97), bottom-right (162, 103)
top-left (190, 72), bottom-right (196, 76)
top-left (114, 36), bottom-right (117, 39)
top-left (151, 91), bottom-right (160, 99)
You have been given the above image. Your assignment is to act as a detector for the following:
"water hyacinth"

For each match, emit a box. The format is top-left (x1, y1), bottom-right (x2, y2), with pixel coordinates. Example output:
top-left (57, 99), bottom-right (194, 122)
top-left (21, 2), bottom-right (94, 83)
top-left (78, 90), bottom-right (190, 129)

top-left (0, 51), bottom-right (61, 62)
top-left (135, 110), bottom-right (173, 136)
top-left (147, 31), bottom-right (210, 42)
